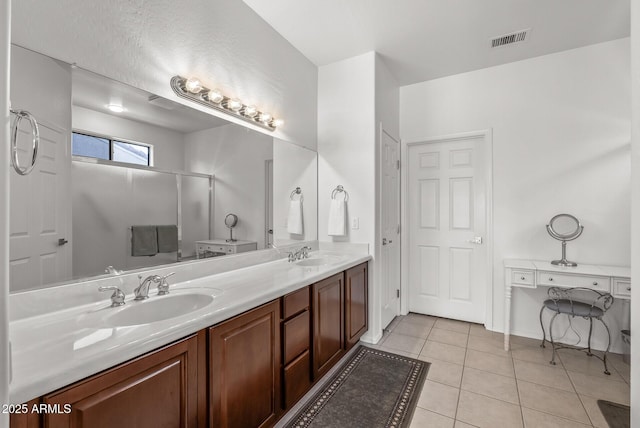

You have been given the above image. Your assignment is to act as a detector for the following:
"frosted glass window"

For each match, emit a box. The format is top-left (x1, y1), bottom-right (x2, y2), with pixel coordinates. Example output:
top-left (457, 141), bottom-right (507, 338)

top-left (72, 132), bottom-right (152, 166)
top-left (113, 141), bottom-right (150, 166)
top-left (72, 133), bottom-right (109, 159)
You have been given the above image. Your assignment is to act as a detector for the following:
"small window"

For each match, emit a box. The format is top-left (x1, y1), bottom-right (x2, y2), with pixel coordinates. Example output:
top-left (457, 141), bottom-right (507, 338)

top-left (72, 132), bottom-right (151, 166)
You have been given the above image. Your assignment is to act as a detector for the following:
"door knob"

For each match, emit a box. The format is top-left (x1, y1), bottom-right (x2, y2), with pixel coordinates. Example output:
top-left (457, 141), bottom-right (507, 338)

top-left (382, 238), bottom-right (388, 245)
top-left (58, 238), bottom-right (69, 246)
top-left (467, 236), bottom-right (483, 244)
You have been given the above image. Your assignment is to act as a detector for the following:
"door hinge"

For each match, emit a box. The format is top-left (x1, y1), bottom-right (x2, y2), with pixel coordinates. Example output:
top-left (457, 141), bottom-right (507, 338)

top-left (396, 159), bottom-right (400, 170)
top-left (396, 289), bottom-right (400, 298)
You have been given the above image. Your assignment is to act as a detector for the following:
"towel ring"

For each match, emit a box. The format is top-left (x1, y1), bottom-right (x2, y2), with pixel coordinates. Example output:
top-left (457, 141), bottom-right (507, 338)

top-left (10, 109), bottom-right (40, 176)
top-left (331, 185), bottom-right (349, 202)
top-left (290, 187), bottom-right (303, 202)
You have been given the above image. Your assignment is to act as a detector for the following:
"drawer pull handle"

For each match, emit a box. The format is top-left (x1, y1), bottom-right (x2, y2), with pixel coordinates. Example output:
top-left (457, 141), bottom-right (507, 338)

top-left (521, 276), bottom-right (526, 280)
top-left (593, 282), bottom-right (598, 286)
top-left (548, 277), bottom-right (553, 281)
top-left (627, 287), bottom-right (631, 291)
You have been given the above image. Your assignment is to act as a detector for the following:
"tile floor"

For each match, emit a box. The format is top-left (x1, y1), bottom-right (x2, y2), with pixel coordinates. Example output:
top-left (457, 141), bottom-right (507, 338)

top-left (368, 313), bottom-right (630, 428)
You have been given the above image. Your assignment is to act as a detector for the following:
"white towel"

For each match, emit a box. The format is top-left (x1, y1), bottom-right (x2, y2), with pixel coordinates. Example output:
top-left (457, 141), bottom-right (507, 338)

top-left (328, 199), bottom-right (346, 236)
top-left (287, 200), bottom-right (304, 234)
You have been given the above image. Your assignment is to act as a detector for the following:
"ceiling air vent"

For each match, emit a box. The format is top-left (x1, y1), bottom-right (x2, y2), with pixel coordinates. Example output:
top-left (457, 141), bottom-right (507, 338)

top-left (490, 28), bottom-right (530, 48)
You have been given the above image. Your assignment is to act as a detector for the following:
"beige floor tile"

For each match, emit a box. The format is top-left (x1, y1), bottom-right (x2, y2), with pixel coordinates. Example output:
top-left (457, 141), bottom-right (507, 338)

top-left (568, 370), bottom-right (630, 405)
top-left (558, 349), bottom-right (624, 381)
top-left (382, 332), bottom-right (426, 355)
top-left (423, 357), bottom-right (464, 387)
top-left (509, 335), bottom-right (543, 349)
top-left (379, 347), bottom-right (419, 359)
top-left (410, 407), bottom-right (455, 428)
top-left (607, 353), bottom-right (631, 384)
top-left (404, 313), bottom-right (438, 327)
top-left (467, 335), bottom-right (511, 357)
top-left (461, 367), bottom-right (519, 404)
top-left (456, 390), bottom-right (523, 428)
top-left (394, 319), bottom-right (433, 339)
top-left (434, 318), bottom-right (471, 334)
top-left (420, 340), bottom-right (467, 365)
top-left (518, 380), bottom-right (590, 424)
top-left (521, 408), bottom-right (592, 428)
top-left (429, 327), bottom-right (469, 348)
top-left (468, 323), bottom-right (495, 339)
top-left (416, 380), bottom-right (460, 419)
top-left (464, 349), bottom-right (514, 377)
top-left (579, 394), bottom-right (611, 428)
top-left (454, 421), bottom-right (478, 428)
top-left (513, 359), bottom-right (574, 392)
top-left (511, 345), bottom-right (557, 365)
top-left (385, 317), bottom-right (401, 333)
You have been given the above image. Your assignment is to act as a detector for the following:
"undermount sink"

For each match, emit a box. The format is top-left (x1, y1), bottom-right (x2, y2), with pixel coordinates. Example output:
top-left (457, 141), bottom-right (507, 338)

top-left (296, 255), bottom-right (344, 267)
top-left (91, 293), bottom-right (214, 327)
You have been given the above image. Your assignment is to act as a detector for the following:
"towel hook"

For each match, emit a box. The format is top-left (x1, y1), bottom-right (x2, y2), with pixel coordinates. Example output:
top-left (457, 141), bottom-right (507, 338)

top-left (290, 187), bottom-right (303, 201)
top-left (10, 108), bottom-right (40, 176)
top-left (331, 185), bottom-right (349, 202)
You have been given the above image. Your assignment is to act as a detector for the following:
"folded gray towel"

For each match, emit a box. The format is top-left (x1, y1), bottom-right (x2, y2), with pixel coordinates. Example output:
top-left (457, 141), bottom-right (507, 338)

top-left (157, 225), bottom-right (178, 253)
top-left (131, 225), bottom-right (158, 256)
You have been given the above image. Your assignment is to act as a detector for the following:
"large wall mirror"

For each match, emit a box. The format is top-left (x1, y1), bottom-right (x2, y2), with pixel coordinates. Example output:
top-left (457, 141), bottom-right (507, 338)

top-left (9, 45), bottom-right (317, 292)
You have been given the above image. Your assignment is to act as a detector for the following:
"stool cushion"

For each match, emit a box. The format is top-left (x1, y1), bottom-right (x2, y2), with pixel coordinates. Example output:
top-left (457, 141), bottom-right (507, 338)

top-left (543, 299), bottom-right (604, 317)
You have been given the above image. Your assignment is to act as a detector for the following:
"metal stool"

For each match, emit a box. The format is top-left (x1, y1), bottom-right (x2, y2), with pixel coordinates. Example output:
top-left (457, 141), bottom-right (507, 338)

top-left (539, 287), bottom-right (614, 375)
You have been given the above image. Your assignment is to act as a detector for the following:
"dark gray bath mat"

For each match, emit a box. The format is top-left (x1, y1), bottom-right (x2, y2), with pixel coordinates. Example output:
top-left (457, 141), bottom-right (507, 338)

top-left (597, 400), bottom-right (630, 428)
top-left (285, 346), bottom-right (429, 428)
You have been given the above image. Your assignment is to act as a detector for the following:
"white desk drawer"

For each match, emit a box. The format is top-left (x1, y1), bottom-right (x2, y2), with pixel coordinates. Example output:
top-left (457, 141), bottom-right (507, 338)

top-left (512, 270), bottom-right (534, 287)
top-left (613, 278), bottom-right (631, 298)
top-left (536, 271), bottom-right (610, 291)
top-left (197, 244), bottom-right (235, 254)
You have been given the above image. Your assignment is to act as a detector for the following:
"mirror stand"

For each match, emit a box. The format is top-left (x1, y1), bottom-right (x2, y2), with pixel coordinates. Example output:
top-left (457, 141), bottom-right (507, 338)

top-left (551, 240), bottom-right (577, 267)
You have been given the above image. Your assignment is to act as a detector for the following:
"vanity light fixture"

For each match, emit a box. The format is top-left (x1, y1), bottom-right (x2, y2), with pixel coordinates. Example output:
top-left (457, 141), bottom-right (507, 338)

top-left (170, 75), bottom-right (282, 131)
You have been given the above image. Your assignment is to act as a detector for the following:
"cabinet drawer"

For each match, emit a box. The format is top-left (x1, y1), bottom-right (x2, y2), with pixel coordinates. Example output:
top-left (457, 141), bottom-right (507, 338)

top-left (536, 271), bottom-right (610, 291)
top-left (512, 270), bottom-right (534, 287)
top-left (197, 244), bottom-right (234, 254)
top-left (283, 310), bottom-right (310, 364)
top-left (283, 287), bottom-right (309, 319)
top-left (283, 350), bottom-right (311, 409)
top-left (613, 278), bottom-right (631, 298)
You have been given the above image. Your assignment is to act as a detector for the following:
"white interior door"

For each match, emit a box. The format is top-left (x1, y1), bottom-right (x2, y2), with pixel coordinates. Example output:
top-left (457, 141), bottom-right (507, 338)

top-left (9, 46), bottom-right (71, 291)
top-left (265, 159), bottom-right (273, 248)
top-left (407, 136), bottom-right (487, 323)
top-left (380, 129), bottom-right (401, 328)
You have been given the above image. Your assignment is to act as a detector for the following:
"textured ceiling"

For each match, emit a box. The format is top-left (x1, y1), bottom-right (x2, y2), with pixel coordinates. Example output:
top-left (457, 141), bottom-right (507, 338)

top-left (244, 0), bottom-right (630, 85)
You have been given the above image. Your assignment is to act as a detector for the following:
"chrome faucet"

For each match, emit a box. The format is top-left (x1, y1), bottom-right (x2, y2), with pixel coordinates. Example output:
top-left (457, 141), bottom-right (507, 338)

top-left (300, 246), bottom-right (312, 259)
top-left (99, 286), bottom-right (126, 307)
top-left (157, 272), bottom-right (175, 296)
top-left (290, 246), bottom-right (313, 261)
top-left (135, 274), bottom-right (161, 300)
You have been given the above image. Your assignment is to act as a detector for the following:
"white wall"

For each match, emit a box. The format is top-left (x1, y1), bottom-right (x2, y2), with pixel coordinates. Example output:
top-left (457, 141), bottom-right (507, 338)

top-left (273, 140), bottom-right (317, 244)
top-left (401, 39), bottom-right (631, 349)
top-left (630, 0), bottom-right (639, 423)
top-left (184, 124), bottom-right (272, 248)
top-left (12, 0), bottom-right (318, 150)
top-left (73, 106), bottom-right (185, 170)
top-left (318, 51), bottom-right (401, 343)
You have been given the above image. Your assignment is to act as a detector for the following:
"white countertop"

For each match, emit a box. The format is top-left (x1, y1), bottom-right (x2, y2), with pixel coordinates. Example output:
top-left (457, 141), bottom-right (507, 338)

top-left (9, 250), bottom-right (371, 404)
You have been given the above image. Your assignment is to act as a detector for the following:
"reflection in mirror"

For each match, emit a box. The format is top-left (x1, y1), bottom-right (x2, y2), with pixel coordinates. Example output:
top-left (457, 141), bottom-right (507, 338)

top-left (8, 45), bottom-right (317, 292)
top-left (546, 213), bottom-right (584, 267)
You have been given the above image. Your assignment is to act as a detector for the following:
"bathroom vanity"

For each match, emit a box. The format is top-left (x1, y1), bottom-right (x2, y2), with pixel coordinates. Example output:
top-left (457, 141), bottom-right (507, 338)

top-left (9, 251), bottom-right (369, 428)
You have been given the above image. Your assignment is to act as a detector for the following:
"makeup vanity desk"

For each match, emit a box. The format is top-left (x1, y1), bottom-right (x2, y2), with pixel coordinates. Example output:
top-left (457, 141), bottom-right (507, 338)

top-left (503, 259), bottom-right (631, 351)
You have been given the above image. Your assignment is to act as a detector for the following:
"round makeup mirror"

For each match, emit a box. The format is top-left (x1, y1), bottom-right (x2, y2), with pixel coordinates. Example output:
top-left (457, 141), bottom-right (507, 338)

top-left (546, 213), bottom-right (583, 266)
top-left (225, 213), bottom-right (238, 242)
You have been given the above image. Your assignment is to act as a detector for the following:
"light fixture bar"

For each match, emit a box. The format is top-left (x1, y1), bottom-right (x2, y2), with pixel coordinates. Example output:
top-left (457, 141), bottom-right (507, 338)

top-left (170, 76), bottom-right (280, 131)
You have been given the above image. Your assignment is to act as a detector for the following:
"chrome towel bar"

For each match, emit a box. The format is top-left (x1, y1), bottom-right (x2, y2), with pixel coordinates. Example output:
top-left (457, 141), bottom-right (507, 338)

top-left (290, 187), bottom-right (303, 201)
top-left (10, 109), bottom-right (40, 176)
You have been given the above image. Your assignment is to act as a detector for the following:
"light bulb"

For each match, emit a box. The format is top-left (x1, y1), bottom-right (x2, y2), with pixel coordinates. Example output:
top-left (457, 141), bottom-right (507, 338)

top-left (227, 98), bottom-right (243, 112)
top-left (273, 118), bottom-right (284, 127)
top-left (259, 112), bottom-right (272, 123)
top-left (243, 105), bottom-right (258, 118)
top-left (107, 104), bottom-right (124, 113)
top-left (207, 89), bottom-right (224, 104)
top-left (184, 77), bottom-right (203, 94)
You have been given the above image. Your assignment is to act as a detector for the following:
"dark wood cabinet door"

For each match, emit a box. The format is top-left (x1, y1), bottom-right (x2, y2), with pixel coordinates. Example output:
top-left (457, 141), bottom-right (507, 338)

top-left (345, 262), bottom-right (369, 350)
top-left (312, 272), bottom-right (344, 380)
top-left (209, 300), bottom-right (281, 428)
top-left (43, 334), bottom-right (200, 428)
